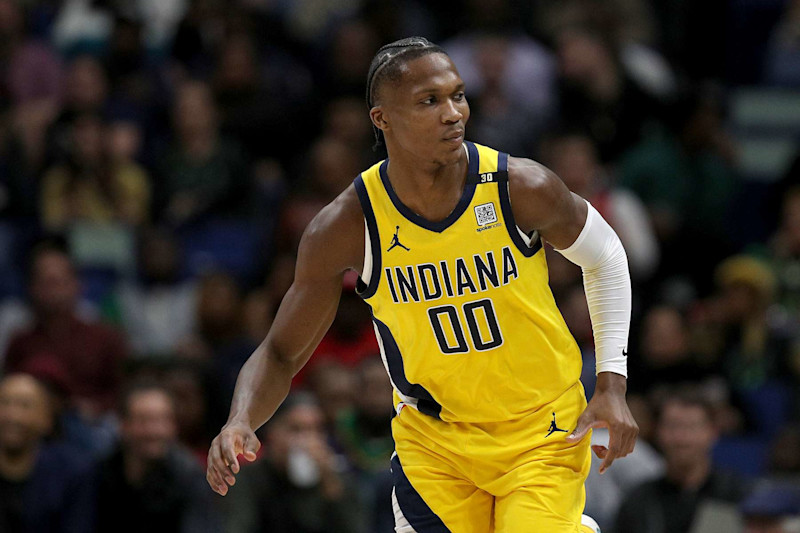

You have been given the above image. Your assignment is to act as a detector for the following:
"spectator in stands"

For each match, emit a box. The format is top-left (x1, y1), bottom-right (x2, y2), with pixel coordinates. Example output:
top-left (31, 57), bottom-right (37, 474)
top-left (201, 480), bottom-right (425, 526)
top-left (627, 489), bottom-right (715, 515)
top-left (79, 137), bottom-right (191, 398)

top-left (762, 188), bottom-right (800, 316)
top-left (96, 381), bottom-right (221, 533)
top-left (619, 85), bottom-right (738, 288)
top-left (305, 361), bottom-right (356, 436)
top-left (322, 96), bottom-right (375, 168)
top-left (532, 0), bottom-right (676, 100)
top-left (169, 0), bottom-right (225, 76)
top-left (156, 80), bottom-right (250, 226)
top-left (444, 31), bottom-right (555, 156)
top-left (36, 54), bottom-right (109, 185)
top-left (614, 386), bottom-right (750, 533)
top-left (0, 0), bottom-right (64, 220)
top-left (188, 271), bottom-right (259, 413)
top-left (764, 0), bottom-right (800, 87)
top-left (740, 480), bottom-right (800, 533)
top-left (543, 132), bottom-right (659, 281)
top-left (294, 272), bottom-right (377, 384)
top-left (704, 256), bottom-right (797, 428)
top-left (555, 24), bottom-right (663, 162)
top-left (109, 227), bottom-right (197, 357)
top-left (104, 17), bottom-right (152, 106)
top-left (0, 373), bottom-right (95, 532)
top-left (212, 30), bottom-right (311, 165)
top-left (195, 271), bottom-right (250, 356)
top-left (335, 357), bottom-right (395, 533)
top-left (359, 0), bottom-right (438, 45)
top-left (336, 357), bottom-right (393, 475)
top-left (162, 359), bottom-right (218, 466)
top-left (0, 0), bottom-right (64, 111)
top-left (225, 392), bottom-right (366, 533)
top-left (583, 424), bottom-right (665, 529)
top-left (319, 19), bottom-right (379, 98)
top-left (628, 304), bottom-right (716, 395)
top-left (51, 0), bottom-right (113, 55)
top-left (276, 136), bottom-right (362, 255)
top-left (240, 287), bottom-right (275, 348)
top-left (767, 424), bottom-right (800, 481)
top-left (54, 55), bottom-right (109, 127)
top-left (307, 137), bottom-right (364, 203)
top-left (4, 243), bottom-right (127, 419)
top-left (263, 251), bottom-right (297, 305)
top-left (133, 0), bottom-right (187, 54)
top-left (40, 112), bottom-right (151, 231)
top-left (107, 112), bottom-right (145, 165)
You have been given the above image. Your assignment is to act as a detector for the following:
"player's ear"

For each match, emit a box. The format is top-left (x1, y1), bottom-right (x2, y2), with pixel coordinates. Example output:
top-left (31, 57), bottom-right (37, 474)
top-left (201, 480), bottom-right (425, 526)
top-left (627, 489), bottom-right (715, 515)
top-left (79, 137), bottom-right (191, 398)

top-left (370, 106), bottom-right (389, 133)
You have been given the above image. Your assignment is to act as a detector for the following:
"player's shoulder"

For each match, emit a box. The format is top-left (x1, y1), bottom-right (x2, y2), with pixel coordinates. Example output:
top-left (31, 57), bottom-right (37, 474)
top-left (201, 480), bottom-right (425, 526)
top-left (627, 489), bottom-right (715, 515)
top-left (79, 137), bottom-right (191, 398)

top-left (506, 156), bottom-right (572, 232)
top-left (298, 183), bottom-right (364, 274)
top-left (307, 184), bottom-right (363, 236)
top-left (507, 155), bottom-right (563, 198)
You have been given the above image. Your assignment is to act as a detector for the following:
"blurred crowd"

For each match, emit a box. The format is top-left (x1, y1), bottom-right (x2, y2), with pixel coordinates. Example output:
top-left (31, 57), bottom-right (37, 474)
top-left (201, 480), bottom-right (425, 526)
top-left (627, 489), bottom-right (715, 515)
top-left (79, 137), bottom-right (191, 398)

top-left (1, 0), bottom-right (800, 532)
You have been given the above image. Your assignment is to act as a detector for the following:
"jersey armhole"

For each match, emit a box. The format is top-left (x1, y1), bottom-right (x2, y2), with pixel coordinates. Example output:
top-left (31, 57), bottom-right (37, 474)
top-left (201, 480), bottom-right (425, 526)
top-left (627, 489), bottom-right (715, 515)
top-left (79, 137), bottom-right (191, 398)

top-left (354, 175), bottom-right (381, 298)
top-left (496, 152), bottom-right (542, 257)
top-left (362, 218), bottom-right (373, 285)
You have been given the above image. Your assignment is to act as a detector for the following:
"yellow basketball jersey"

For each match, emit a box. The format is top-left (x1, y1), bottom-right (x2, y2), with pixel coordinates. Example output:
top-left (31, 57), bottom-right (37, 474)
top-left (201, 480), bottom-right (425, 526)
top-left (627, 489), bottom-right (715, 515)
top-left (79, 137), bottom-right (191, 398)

top-left (355, 142), bottom-right (582, 423)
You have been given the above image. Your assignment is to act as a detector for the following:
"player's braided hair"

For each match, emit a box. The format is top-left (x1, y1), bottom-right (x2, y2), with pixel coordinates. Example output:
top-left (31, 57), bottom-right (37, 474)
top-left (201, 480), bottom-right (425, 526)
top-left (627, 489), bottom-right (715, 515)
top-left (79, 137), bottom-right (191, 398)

top-left (365, 36), bottom-right (447, 149)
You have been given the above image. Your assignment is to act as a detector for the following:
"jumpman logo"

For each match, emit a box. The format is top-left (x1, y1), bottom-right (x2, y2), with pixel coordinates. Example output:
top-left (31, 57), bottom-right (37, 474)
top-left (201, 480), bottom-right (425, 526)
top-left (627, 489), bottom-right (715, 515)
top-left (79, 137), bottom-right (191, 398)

top-left (545, 412), bottom-right (568, 438)
top-left (387, 226), bottom-right (410, 252)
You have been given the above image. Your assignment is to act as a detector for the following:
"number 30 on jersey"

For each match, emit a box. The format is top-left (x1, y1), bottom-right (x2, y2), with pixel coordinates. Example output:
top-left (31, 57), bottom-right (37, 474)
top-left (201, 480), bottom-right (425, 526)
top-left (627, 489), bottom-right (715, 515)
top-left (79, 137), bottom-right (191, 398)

top-left (427, 298), bottom-right (503, 354)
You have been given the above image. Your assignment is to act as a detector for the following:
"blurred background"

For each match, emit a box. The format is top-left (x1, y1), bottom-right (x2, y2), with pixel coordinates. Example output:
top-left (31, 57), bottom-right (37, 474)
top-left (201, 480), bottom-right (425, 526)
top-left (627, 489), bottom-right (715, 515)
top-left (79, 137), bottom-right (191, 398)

top-left (0, 0), bottom-right (799, 532)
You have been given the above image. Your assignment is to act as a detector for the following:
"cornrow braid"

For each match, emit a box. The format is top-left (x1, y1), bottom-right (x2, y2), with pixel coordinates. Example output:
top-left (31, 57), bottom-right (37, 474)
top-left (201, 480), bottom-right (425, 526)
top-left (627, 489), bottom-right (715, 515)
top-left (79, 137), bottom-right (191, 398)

top-left (365, 36), bottom-right (447, 149)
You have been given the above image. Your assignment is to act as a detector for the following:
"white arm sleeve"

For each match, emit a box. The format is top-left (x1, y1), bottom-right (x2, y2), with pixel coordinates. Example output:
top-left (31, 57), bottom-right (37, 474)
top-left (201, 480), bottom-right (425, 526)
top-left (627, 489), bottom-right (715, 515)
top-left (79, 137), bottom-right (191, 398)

top-left (555, 201), bottom-right (631, 377)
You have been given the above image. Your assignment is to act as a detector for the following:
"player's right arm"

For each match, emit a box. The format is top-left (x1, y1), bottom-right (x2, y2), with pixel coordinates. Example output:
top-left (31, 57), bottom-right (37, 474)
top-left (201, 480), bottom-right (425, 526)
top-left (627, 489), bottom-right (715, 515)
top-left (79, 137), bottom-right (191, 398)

top-left (206, 186), bottom-right (364, 496)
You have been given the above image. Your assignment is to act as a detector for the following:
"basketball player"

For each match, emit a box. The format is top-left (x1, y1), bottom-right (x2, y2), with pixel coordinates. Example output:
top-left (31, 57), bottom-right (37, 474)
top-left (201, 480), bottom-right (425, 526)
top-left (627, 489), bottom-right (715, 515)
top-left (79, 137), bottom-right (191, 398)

top-left (207, 37), bottom-right (638, 532)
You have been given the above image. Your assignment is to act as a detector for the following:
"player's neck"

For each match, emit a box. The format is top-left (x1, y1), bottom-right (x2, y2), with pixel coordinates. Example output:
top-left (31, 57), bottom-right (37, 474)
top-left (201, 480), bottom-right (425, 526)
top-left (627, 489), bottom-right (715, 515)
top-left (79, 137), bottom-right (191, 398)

top-left (384, 145), bottom-right (468, 219)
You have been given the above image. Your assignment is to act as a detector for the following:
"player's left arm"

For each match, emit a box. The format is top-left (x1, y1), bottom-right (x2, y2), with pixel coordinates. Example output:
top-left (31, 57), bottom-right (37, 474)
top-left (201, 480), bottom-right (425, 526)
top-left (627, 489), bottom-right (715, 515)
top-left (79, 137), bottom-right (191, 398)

top-left (508, 157), bottom-right (638, 474)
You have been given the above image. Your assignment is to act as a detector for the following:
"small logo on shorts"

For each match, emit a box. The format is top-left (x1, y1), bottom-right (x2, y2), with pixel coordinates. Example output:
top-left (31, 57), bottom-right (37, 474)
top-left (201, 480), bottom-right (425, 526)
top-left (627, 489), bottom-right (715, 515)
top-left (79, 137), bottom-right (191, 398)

top-left (545, 412), bottom-right (568, 438)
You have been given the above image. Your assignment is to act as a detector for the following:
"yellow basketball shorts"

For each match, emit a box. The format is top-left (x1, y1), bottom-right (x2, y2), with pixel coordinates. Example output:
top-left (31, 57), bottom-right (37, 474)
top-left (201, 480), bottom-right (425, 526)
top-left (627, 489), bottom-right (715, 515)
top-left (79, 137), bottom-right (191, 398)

top-left (391, 382), bottom-right (591, 533)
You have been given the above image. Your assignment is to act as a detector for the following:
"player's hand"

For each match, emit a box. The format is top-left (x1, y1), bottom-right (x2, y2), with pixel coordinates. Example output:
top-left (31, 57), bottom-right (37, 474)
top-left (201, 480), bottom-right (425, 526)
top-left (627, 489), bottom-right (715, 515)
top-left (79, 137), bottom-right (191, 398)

top-left (207, 420), bottom-right (261, 496)
top-left (565, 372), bottom-right (638, 474)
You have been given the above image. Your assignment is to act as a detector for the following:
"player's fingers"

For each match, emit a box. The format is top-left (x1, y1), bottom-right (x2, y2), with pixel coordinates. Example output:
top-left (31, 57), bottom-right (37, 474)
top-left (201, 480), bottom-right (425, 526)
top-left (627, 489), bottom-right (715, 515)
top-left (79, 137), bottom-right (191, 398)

top-left (220, 433), bottom-right (241, 474)
top-left (622, 428), bottom-right (636, 457)
top-left (599, 422), bottom-right (628, 473)
top-left (627, 432), bottom-right (638, 455)
top-left (599, 451), bottom-right (618, 474)
top-left (207, 467), bottom-right (228, 495)
top-left (213, 439), bottom-right (237, 486)
top-left (627, 421), bottom-right (640, 455)
top-left (617, 420), bottom-right (638, 457)
top-left (243, 433), bottom-right (261, 462)
top-left (566, 413), bottom-right (602, 442)
top-left (206, 446), bottom-right (229, 495)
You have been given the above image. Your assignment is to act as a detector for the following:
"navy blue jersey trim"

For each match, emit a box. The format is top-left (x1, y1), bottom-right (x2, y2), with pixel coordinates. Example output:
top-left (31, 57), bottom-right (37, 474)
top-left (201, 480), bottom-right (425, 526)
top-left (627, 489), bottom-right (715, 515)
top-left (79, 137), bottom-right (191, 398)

top-left (373, 317), bottom-right (442, 419)
top-left (391, 454), bottom-right (450, 532)
top-left (354, 175), bottom-right (382, 298)
top-left (497, 152), bottom-right (542, 258)
top-left (378, 142), bottom-right (480, 233)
